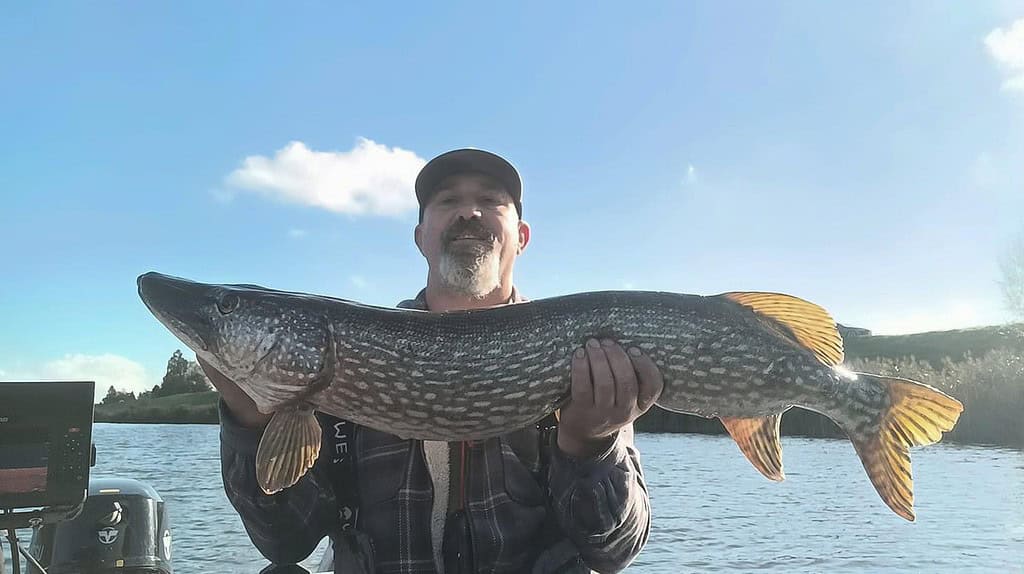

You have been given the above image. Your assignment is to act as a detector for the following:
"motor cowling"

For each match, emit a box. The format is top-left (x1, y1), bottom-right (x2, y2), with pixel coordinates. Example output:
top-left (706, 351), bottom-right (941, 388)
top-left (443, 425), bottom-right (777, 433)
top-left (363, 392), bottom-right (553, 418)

top-left (29, 478), bottom-right (172, 574)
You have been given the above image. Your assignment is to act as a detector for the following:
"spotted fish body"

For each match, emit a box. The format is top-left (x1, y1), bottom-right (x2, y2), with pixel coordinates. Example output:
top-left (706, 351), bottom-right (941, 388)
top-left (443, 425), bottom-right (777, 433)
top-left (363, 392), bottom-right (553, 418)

top-left (137, 272), bottom-right (963, 521)
top-left (311, 292), bottom-right (836, 438)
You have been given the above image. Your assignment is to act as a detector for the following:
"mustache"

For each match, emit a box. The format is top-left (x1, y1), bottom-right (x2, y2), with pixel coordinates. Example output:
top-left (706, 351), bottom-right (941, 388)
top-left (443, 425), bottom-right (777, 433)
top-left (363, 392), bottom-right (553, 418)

top-left (442, 219), bottom-right (496, 243)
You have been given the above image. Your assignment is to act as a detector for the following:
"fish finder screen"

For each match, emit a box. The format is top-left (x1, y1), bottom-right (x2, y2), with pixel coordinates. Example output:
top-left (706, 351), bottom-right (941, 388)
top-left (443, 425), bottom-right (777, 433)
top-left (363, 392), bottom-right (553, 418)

top-left (0, 430), bottom-right (50, 495)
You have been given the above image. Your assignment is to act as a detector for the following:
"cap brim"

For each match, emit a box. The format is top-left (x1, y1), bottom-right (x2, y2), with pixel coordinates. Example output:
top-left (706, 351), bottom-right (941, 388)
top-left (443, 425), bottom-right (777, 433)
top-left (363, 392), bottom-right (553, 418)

top-left (415, 148), bottom-right (522, 207)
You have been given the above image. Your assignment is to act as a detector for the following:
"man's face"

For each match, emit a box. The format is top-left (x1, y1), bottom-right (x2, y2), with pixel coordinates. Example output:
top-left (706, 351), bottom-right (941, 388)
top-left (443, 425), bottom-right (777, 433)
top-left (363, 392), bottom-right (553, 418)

top-left (415, 172), bottom-right (530, 298)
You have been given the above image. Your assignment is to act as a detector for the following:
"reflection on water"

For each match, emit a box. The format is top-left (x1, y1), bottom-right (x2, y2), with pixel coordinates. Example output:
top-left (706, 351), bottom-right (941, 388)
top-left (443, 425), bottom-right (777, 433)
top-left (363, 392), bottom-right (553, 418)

top-left (635, 433), bottom-right (1023, 572)
top-left (4, 424), bottom-right (1022, 573)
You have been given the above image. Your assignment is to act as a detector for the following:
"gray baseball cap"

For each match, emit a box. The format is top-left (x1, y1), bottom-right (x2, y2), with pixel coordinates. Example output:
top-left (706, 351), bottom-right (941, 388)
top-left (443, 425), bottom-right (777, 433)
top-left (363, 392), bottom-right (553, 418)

top-left (414, 148), bottom-right (523, 221)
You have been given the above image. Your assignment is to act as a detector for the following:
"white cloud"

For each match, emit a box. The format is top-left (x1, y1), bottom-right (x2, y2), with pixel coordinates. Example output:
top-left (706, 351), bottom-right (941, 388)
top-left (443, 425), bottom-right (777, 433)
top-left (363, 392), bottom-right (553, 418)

top-left (985, 18), bottom-right (1024, 92)
top-left (224, 138), bottom-right (426, 217)
top-left (2, 354), bottom-right (156, 403)
top-left (350, 275), bottom-right (370, 289)
top-left (288, 228), bottom-right (308, 239)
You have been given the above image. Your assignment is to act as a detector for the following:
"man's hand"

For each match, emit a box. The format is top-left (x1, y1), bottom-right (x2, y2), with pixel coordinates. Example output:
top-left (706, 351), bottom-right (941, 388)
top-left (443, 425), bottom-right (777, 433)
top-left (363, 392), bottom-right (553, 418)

top-left (196, 356), bottom-right (273, 429)
top-left (556, 338), bottom-right (664, 458)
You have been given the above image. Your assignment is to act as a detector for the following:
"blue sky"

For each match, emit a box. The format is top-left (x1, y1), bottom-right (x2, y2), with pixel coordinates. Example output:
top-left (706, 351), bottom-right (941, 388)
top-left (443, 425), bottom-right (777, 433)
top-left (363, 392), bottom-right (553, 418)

top-left (2, 1), bottom-right (1023, 400)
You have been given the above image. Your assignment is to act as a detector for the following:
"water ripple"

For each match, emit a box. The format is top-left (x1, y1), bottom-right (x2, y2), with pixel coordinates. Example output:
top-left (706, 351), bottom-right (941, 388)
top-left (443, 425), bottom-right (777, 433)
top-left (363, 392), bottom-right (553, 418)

top-left (5, 426), bottom-right (1020, 573)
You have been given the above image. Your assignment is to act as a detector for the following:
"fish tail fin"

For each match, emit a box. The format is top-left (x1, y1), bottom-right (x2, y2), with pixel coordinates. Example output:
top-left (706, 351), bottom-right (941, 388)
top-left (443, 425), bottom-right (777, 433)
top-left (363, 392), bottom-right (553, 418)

top-left (842, 373), bottom-right (963, 521)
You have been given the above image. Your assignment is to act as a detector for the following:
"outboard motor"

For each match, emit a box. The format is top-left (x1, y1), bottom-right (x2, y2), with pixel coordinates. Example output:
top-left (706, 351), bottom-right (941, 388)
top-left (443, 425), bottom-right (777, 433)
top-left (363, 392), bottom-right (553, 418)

top-left (27, 478), bottom-right (172, 574)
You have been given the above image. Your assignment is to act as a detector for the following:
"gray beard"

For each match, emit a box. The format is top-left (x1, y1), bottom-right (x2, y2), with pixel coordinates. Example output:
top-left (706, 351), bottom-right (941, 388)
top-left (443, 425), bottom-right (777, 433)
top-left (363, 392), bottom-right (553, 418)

top-left (438, 245), bottom-right (502, 299)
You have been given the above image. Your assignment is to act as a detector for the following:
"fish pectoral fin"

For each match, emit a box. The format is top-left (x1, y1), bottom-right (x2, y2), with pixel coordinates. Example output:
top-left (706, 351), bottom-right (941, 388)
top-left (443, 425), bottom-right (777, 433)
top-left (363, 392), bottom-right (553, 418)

top-left (719, 292), bottom-right (844, 366)
top-left (720, 414), bottom-right (785, 481)
top-left (255, 408), bottom-right (322, 495)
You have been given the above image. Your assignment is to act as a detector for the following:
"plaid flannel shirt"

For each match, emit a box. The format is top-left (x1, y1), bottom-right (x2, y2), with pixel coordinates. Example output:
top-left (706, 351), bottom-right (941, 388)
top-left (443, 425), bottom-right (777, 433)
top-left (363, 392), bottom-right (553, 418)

top-left (219, 288), bottom-right (652, 573)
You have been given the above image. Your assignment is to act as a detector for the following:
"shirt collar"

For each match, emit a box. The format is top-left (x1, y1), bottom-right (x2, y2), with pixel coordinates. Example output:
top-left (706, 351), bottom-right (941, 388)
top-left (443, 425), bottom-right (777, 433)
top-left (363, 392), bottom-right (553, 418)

top-left (398, 286), bottom-right (526, 311)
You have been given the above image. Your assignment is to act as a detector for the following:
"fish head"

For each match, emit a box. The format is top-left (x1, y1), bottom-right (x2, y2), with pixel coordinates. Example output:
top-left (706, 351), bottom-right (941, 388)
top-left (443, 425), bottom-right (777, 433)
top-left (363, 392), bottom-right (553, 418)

top-left (137, 272), bottom-right (333, 413)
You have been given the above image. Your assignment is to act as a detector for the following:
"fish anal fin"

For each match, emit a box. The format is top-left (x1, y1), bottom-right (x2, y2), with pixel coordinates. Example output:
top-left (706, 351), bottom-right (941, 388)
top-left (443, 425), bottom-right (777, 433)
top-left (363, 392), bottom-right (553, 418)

top-left (720, 292), bottom-right (844, 366)
top-left (255, 408), bottom-right (322, 495)
top-left (720, 414), bottom-right (785, 481)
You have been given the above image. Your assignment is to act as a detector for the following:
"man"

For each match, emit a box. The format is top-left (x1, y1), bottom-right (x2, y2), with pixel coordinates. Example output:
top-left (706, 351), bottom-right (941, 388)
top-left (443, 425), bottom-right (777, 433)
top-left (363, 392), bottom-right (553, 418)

top-left (200, 148), bottom-right (664, 573)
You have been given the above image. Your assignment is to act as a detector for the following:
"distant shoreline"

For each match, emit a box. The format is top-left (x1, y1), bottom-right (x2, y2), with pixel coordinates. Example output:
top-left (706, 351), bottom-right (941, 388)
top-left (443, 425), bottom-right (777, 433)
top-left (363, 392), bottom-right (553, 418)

top-left (91, 414), bottom-right (1020, 452)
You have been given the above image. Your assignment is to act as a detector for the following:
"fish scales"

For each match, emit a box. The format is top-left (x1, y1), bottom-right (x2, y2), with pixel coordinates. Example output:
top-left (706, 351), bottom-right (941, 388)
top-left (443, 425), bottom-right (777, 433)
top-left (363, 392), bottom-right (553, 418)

top-left (301, 291), bottom-right (821, 439)
top-left (137, 272), bottom-right (963, 520)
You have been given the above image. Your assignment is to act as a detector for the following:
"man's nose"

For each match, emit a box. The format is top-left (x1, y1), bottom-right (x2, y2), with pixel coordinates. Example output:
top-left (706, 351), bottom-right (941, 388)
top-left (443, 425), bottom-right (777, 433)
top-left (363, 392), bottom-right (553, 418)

top-left (453, 203), bottom-right (483, 220)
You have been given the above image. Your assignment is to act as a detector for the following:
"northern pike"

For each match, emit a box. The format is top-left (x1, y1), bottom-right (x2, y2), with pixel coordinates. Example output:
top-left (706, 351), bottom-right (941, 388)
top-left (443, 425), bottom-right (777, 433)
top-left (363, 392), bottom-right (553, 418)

top-left (136, 271), bottom-right (963, 521)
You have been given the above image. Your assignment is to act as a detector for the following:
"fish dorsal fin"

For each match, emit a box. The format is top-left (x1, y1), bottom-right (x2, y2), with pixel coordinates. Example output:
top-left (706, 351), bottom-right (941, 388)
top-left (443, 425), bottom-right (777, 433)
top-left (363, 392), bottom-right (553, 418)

top-left (255, 408), bottom-right (322, 495)
top-left (720, 415), bottom-right (785, 481)
top-left (721, 291), bottom-right (844, 366)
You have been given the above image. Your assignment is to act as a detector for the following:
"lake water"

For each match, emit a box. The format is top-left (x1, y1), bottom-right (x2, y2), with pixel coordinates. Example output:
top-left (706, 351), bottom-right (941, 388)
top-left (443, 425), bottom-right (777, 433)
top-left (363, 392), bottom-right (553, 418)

top-left (4, 424), bottom-right (1022, 573)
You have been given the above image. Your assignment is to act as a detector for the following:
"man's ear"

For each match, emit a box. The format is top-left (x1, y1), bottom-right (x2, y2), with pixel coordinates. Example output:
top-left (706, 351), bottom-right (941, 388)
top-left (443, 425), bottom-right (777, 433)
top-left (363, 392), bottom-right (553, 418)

top-left (414, 223), bottom-right (425, 256)
top-left (517, 219), bottom-right (531, 254)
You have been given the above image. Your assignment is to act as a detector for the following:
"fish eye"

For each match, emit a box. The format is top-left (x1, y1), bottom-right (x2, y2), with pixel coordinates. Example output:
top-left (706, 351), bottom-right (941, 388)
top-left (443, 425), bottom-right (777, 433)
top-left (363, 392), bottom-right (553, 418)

top-left (217, 293), bottom-right (241, 314)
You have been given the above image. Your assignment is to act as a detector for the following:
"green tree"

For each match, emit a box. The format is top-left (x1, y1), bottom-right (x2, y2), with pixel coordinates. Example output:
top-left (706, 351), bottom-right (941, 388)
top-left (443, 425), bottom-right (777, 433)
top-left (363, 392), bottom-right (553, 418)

top-left (186, 361), bottom-right (213, 393)
top-left (156, 349), bottom-right (192, 397)
top-left (138, 385), bottom-right (159, 401)
top-left (153, 349), bottom-right (213, 397)
top-left (1000, 229), bottom-right (1024, 320)
top-left (101, 385), bottom-right (136, 405)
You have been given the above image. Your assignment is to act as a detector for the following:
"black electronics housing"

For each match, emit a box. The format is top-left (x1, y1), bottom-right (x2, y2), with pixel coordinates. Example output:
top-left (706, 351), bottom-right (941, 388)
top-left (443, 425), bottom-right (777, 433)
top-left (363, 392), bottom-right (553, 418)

top-left (0, 381), bottom-right (95, 510)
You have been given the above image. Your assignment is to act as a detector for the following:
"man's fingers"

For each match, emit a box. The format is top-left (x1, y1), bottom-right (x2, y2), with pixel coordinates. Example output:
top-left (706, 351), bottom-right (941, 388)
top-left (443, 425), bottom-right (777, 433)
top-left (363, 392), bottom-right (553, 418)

top-left (630, 350), bottom-right (664, 412)
top-left (602, 340), bottom-right (638, 408)
top-left (585, 339), bottom-right (616, 409)
top-left (570, 345), bottom-right (594, 407)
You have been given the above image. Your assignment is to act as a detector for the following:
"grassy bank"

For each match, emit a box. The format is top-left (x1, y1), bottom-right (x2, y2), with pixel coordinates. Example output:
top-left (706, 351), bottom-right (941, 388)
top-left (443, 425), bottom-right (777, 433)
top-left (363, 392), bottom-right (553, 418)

top-left (95, 391), bottom-right (219, 424)
top-left (98, 324), bottom-right (1023, 447)
top-left (843, 323), bottom-right (1023, 366)
top-left (845, 350), bottom-right (1023, 447)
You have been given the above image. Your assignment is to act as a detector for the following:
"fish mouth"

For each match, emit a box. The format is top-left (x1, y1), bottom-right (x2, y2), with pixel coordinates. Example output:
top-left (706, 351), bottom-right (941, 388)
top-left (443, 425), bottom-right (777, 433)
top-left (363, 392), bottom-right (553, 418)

top-left (137, 272), bottom-right (214, 352)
